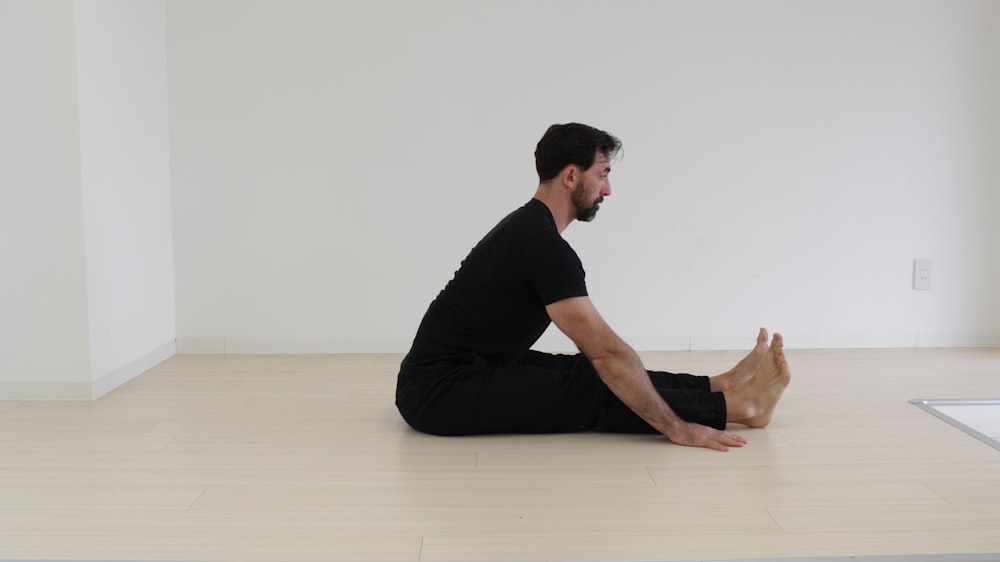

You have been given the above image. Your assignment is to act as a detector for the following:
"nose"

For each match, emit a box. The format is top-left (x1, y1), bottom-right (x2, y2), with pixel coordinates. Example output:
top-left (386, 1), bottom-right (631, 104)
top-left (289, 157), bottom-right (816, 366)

top-left (603, 181), bottom-right (612, 197)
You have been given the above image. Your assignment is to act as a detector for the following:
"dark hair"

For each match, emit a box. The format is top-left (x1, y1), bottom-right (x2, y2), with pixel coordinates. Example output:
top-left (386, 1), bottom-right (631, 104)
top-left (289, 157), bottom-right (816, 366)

top-left (534, 123), bottom-right (622, 182)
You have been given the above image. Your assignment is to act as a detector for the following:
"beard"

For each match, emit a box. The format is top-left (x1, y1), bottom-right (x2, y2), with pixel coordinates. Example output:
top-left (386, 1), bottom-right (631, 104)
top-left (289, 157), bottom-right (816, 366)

top-left (572, 183), bottom-right (603, 222)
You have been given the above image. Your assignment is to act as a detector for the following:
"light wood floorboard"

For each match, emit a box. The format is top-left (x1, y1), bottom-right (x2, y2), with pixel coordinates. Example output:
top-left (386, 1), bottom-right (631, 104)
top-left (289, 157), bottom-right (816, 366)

top-left (0, 349), bottom-right (999, 561)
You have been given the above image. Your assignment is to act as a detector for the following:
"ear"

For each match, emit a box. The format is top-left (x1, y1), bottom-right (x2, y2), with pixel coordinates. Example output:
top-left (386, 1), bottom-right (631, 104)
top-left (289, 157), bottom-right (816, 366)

top-left (559, 164), bottom-right (580, 189)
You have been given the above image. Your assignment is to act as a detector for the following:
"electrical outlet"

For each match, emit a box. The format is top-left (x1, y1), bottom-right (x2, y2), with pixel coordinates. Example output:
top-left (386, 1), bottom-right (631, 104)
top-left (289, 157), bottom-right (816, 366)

top-left (913, 259), bottom-right (932, 290)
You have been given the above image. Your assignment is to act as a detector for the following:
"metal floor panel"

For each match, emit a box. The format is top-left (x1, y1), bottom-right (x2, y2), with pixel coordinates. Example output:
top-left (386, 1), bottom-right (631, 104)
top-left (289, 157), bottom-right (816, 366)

top-left (910, 398), bottom-right (1000, 451)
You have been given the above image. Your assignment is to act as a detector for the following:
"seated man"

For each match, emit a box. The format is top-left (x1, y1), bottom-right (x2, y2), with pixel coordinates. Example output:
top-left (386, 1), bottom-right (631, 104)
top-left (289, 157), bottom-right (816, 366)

top-left (396, 123), bottom-right (790, 451)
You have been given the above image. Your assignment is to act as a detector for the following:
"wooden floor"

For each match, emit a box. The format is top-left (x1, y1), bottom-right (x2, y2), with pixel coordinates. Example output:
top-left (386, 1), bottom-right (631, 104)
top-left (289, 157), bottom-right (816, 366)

top-left (1, 348), bottom-right (1000, 561)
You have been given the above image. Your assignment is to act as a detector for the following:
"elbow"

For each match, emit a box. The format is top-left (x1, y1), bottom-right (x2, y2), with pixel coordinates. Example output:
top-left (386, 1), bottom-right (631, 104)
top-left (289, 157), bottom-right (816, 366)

top-left (588, 349), bottom-right (615, 372)
top-left (584, 341), bottom-right (632, 377)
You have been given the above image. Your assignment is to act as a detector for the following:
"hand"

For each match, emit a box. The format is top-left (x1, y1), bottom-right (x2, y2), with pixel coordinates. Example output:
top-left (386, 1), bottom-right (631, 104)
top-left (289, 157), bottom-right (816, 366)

top-left (665, 421), bottom-right (747, 452)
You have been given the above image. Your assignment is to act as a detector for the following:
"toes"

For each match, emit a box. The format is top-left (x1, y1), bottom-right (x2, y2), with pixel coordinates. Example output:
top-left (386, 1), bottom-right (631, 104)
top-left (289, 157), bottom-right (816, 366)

top-left (771, 332), bottom-right (783, 349)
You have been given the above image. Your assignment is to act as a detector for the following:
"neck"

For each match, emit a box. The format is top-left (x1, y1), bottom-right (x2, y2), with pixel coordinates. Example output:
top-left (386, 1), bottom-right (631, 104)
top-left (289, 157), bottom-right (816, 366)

top-left (533, 184), bottom-right (575, 233)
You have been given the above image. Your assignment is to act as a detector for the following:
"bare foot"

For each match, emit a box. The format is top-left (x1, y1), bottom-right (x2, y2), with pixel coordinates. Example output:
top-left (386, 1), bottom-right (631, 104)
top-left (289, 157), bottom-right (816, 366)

top-left (724, 332), bottom-right (791, 428)
top-left (709, 328), bottom-right (769, 393)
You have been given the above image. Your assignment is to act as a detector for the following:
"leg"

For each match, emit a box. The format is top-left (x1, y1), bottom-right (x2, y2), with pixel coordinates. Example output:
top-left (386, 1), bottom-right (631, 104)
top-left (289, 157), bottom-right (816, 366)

top-left (397, 349), bottom-right (740, 436)
top-left (595, 386), bottom-right (727, 433)
top-left (598, 328), bottom-right (790, 432)
top-left (396, 353), bottom-right (603, 435)
top-left (521, 350), bottom-right (726, 432)
top-left (471, 355), bottom-right (603, 433)
top-left (522, 350), bottom-right (710, 390)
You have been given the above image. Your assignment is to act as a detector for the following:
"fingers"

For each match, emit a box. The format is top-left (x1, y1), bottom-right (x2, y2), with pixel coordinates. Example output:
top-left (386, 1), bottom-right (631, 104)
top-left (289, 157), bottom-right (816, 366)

top-left (707, 441), bottom-right (730, 452)
top-left (724, 433), bottom-right (747, 447)
top-left (706, 433), bottom-right (745, 452)
top-left (724, 432), bottom-right (747, 445)
top-left (669, 423), bottom-right (747, 452)
top-left (710, 432), bottom-right (746, 452)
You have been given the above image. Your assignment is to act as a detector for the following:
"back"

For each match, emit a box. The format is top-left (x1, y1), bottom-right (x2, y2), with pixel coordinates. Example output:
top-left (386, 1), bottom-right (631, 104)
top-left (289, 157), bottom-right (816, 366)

top-left (405, 198), bottom-right (588, 365)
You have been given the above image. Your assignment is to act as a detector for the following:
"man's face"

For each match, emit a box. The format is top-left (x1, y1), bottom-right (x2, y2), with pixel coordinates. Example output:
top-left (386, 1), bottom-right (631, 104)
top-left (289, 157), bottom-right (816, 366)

top-left (572, 151), bottom-right (612, 222)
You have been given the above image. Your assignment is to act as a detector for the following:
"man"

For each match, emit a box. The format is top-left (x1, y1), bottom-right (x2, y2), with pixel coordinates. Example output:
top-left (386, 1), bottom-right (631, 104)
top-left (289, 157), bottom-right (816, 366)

top-left (396, 123), bottom-right (790, 451)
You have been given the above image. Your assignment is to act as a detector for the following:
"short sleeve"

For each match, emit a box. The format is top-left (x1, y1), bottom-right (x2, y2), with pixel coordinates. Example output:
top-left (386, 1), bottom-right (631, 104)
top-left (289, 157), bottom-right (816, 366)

top-left (520, 231), bottom-right (588, 305)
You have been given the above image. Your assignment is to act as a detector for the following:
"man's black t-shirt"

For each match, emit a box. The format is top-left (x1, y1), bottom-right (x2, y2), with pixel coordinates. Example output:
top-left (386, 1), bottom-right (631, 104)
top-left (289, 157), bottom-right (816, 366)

top-left (405, 198), bottom-right (589, 366)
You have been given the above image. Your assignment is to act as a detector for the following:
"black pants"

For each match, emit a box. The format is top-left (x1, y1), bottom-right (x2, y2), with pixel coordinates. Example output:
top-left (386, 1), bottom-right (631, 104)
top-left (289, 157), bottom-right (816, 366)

top-left (395, 350), bottom-right (727, 436)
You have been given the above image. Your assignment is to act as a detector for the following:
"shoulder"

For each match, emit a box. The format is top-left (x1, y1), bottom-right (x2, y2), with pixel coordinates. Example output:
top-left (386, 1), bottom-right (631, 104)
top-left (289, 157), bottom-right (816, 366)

top-left (522, 227), bottom-right (579, 267)
top-left (505, 199), bottom-right (557, 232)
top-left (476, 199), bottom-right (562, 255)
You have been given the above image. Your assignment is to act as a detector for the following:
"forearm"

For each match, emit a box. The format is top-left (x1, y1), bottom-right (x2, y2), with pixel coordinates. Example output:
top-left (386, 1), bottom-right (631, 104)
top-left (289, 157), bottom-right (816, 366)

top-left (589, 344), bottom-right (684, 436)
top-left (546, 296), bottom-right (743, 451)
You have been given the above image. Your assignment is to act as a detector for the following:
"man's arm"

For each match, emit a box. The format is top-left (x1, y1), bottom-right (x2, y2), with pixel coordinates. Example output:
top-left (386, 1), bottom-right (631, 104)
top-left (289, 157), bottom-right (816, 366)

top-left (546, 296), bottom-right (746, 451)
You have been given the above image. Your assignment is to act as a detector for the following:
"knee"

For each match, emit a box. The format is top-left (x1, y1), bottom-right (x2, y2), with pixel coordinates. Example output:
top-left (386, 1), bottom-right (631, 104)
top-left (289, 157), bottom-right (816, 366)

top-left (396, 399), bottom-right (468, 437)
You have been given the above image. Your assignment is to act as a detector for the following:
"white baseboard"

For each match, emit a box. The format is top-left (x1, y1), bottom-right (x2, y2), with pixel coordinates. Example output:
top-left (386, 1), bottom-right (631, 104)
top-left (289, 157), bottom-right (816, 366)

top-left (0, 340), bottom-right (176, 401)
top-left (0, 381), bottom-right (93, 401)
top-left (175, 337), bottom-right (413, 354)
top-left (537, 330), bottom-right (1000, 353)
top-left (174, 337), bottom-right (226, 354)
top-left (176, 332), bottom-right (1000, 355)
top-left (91, 339), bottom-right (176, 399)
top-left (699, 331), bottom-right (925, 350)
top-left (915, 331), bottom-right (1000, 348)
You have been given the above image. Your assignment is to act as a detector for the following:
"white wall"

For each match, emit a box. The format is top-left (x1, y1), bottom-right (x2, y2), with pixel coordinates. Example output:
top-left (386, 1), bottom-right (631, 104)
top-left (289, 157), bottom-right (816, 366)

top-left (75, 0), bottom-right (176, 396)
top-left (0, 2), bottom-right (996, 401)
top-left (167, 0), bottom-right (1000, 353)
top-left (0, 0), bottom-right (175, 399)
top-left (0, 1), bottom-right (92, 398)
top-left (971, 2), bottom-right (1000, 349)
